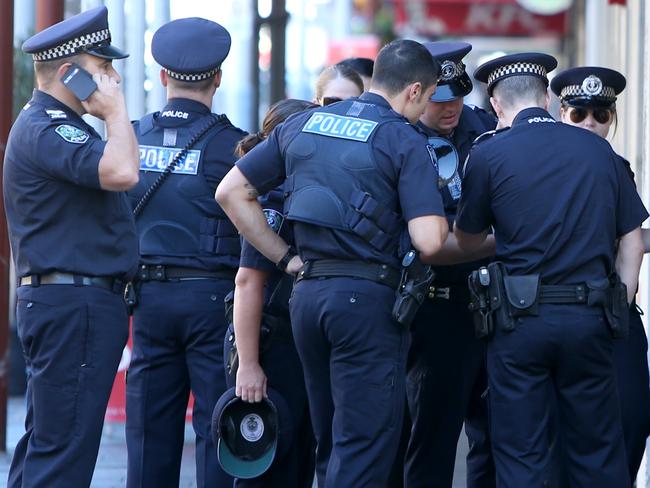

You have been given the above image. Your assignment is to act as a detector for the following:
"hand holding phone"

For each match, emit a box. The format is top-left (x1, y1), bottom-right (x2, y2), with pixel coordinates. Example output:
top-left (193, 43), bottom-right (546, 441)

top-left (60, 63), bottom-right (98, 101)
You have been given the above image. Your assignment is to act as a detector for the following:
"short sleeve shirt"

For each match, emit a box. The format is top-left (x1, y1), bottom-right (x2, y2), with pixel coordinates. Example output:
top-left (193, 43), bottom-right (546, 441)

top-left (3, 90), bottom-right (139, 279)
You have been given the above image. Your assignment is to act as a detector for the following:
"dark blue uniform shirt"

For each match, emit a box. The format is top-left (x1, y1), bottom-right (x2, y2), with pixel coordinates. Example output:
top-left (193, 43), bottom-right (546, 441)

top-left (419, 104), bottom-right (496, 284)
top-left (237, 92), bottom-right (445, 267)
top-left (456, 107), bottom-right (648, 284)
top-left (3, 90), bottom-right (138, 280)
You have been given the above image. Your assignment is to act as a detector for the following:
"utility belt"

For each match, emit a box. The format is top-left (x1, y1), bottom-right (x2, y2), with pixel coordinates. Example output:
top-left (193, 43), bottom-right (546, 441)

top-left (468, 262), bottom-right (629, 340)
top-left (134, 264), bottom-right (236, 282)
top-left (124, 264), bottom-right (237, 313)
top-left (294, 256), bottom-right (433, 329)
top-left (223, 290), bottom-right (293, 377)
top-left (19, 272), bottom-right (125, 294)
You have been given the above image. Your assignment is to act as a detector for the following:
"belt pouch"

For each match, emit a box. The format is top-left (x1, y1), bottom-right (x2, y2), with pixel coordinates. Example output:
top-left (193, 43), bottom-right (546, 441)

top-left (502, 274), bottom-right (540, 317)
top-left (486, 262), bottom-right (515, 332)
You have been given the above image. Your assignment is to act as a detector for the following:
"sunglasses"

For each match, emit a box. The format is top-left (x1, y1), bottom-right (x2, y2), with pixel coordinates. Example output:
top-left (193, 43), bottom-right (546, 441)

top-left (321, 96), bottom-right (342, 106)
top-left (568, 106), bottom-right (613, 125)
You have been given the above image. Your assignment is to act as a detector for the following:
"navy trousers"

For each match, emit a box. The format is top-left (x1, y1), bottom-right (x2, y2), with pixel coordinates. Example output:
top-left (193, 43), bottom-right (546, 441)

top-left (126, 278), bottom-right (233, 488)
top-left (405, 297), bottom-right (495, 488)
top-left (290, 277), bottom-right (409, 488)
top-left (224, 321), bottom-right (315, 488)
top-left (9, 285), bottom-right (129, 488)
top-left (488, 305), bottom-right (629, 487)
top-left (612, 307), bottom-right (650, 483)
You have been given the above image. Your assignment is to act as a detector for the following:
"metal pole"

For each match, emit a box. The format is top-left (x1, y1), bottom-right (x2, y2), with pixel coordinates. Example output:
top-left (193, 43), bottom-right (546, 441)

top-left (36, 0), bottom-right (64, 32)
top-left (126, 0), bottom-right (146, 120)
top-left (147, 0), bottom-right (170, 113)
top-left (269, 0), bottom-right (288, 104)
top-left (251, 0), bottom-right (261, 131)
top-left (0, 0), bottom-right (15, 454)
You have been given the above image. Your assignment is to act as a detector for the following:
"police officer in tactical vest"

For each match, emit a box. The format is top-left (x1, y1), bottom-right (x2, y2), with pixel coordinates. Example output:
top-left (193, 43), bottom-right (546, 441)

top-left (404, 41), bottom-right (496, 488)
top-left (217, 39), bottom-right (449, 487)
top-left (4, 6), bottom-right (139, 487)
top-left (456, 52), bottom-right (648, 487)
top-left (125, 18), bottom-right (245, 488)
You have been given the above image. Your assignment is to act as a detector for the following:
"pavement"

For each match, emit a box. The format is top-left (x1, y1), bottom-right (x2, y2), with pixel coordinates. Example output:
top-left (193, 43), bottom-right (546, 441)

top-left (0, 396), bottom-right (469, 487)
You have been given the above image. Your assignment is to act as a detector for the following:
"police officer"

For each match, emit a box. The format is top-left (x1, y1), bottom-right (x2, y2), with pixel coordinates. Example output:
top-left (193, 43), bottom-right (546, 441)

top-left (3, 6), bottom-right (139, 487)
top-left (223, 99), bottom-right (317, 487)
top-left (456, 53), bottom-right (647, 487)
top-left (216, 40), bottom-right (448, 487)
top-left (125, 18), bottom-right (245, 488)
top-left (404, 41), bottom-right (496, 488)
top-left (551, 66), bottom-right (650, 484)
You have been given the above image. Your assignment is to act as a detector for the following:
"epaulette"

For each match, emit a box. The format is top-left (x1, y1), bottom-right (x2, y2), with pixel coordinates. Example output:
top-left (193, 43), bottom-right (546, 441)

top-left (471, 127), bottom-right (509, 147)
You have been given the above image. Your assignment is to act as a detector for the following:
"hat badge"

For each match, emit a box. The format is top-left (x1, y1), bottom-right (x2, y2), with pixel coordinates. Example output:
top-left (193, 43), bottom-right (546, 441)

top-left (440, 60), bottom-right (458, 81)
top-left (581, 75), bottom-right (603, 96)
top-left (240, 414), bottom-right (264, 442)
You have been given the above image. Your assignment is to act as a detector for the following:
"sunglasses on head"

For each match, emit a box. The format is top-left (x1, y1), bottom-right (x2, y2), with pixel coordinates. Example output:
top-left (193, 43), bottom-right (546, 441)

top-left (321, 96), bottom-right (343, 106)
top-left (568, 106), bottom-right (613, 125)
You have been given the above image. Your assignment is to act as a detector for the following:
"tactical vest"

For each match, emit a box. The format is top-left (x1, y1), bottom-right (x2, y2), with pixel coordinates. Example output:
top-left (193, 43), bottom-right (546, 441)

top-left (283, 101), bottom-right (404, 256)
top-left (129, 113), bottom-right (240, 266)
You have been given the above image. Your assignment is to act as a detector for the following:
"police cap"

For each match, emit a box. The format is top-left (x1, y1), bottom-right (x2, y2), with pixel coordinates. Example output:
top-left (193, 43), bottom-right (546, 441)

top-left (474, 52), bottom-right (557, 96)
top-left (424, 41), bottom-right (473, 102)
top-left (152, 18), bottom-right (231, 82)
top-left (212, 387), bottom-right (293, 479)
top-left (22, 6), bottom-right (127, 62)
top-left (551, 66), bottom-right (626, 108)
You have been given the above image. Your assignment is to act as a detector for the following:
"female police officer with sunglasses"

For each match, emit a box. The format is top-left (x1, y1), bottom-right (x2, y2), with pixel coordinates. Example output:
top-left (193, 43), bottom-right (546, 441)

top-left (551, 66), bottom-right (650, 485)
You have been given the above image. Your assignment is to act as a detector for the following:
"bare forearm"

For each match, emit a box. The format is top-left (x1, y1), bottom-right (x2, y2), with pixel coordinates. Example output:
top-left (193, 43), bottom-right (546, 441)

top-left (425, 233), bottom-right (495, 265)
top-left (453, 224), bottom-right (489, 253)
top-left (99, 106), bottom-right (139, 190)
top-left (233, 268), bottom-right (269, 366)
top-left (616, 227), bottom-right (644, 304)
top-left (216, 168), bottom-right (290, 264)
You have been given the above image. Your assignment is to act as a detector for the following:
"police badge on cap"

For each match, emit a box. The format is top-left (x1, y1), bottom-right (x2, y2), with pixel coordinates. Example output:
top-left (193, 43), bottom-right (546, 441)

top-left (551, 66), bottom-right (626, 108)
top-left (423, 41), bottom-right (473, 102)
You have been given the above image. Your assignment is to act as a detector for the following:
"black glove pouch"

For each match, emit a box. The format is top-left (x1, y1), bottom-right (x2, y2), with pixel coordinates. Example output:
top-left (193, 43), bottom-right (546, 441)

top-left (502, 274), bottom-right (540, 317)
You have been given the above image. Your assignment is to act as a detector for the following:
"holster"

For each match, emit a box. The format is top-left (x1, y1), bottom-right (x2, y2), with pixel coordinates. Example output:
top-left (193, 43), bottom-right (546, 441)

top-left (123, 282), bottom-right (137, 315)
top-left (468, 268), bottom-right (493, 339)
top-left (392, 251), bottom-right (435, 329)
top-left (586, 274), bottom-right (629, 339)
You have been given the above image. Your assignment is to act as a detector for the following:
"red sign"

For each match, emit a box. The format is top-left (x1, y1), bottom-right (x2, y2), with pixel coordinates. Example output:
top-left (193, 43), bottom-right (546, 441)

top-left (394, 0), bottom-right (569, 37)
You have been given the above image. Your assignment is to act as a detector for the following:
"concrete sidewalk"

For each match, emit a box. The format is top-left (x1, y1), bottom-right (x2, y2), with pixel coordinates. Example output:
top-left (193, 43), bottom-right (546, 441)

top-left (0, 396), bottom-right (469, 487)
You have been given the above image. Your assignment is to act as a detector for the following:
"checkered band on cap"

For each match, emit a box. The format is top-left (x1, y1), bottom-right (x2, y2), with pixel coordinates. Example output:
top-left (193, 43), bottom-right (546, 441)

top-left (32, 29), bottom-right (111, 61)
top-left (560, 84), bottom-right (616, 100)
top-left (487, 62), bottom-right (547, 88)
top-left (163, 67), bottom-right (219, 82)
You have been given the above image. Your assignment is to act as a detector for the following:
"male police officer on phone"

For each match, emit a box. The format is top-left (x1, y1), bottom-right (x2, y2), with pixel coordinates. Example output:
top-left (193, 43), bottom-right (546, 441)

top-left (404, 41), bottom-right (496, 488)
top-left (217, 40), bottom-right (449, 487)
top-left (125, 18), bottom-right (246, 488)
top-left (456, 52), bottom-right (647, 487)
top-left (3, 6), bottom-right (139, 487)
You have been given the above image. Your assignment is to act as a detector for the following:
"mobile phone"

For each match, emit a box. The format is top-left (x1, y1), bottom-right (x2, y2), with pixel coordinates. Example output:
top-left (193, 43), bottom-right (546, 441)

top-left (60, 63), bottom-right (98, 101)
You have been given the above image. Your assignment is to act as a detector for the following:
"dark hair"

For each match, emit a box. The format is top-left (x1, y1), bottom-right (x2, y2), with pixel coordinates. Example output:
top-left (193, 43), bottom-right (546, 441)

top-left (371, 40), bottom-right (440, 96)
top-left (34, 54), bottom-right (84, 82)
top-left (237, 99), bottom-right (317, 157)
top-left (337, 57), bottom-right (374, 78)
top-left (314, 64), bottom-right (364, 100)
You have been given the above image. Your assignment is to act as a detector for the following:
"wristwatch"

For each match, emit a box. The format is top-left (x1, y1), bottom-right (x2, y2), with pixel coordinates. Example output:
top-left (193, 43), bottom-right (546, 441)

top-left (276, 247), bottom-right (297, 271)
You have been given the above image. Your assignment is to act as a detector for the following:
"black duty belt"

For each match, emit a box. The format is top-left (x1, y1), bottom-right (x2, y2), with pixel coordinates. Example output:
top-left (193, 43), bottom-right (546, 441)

top-left (538, 284), bottom-right (587, 304)
top-left (20, 272), bottom-right (124, 293)
top-left (427, 283), bottom-right (470, 302)
top-left (296, 259), bottom-right (401, 289)
top-left (136, 264), bottom-right (236, 282)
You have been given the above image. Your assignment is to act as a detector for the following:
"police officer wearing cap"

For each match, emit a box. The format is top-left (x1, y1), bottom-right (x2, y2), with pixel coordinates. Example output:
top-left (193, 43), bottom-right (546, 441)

top-left (124, 17), bottom-right (245, 488)
top-left (404, 41), bottom-right (496, 488)
top-left (551, 67), bottom-right (650, 484)
top-left (217, 40), bottom-right (448, 487)
top-left (456, 53), bottom-right (647, 487)
top-left (4, 6), bottom-right (139, 487)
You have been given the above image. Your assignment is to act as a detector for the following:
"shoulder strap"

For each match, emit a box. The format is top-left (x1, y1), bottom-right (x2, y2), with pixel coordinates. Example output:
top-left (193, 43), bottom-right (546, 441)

top-left (133, 114), bottom-right (228, 218)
